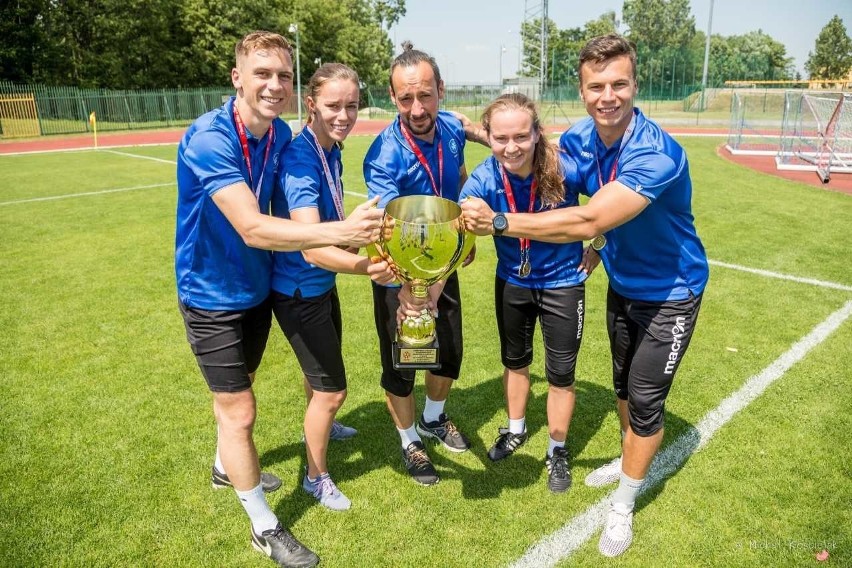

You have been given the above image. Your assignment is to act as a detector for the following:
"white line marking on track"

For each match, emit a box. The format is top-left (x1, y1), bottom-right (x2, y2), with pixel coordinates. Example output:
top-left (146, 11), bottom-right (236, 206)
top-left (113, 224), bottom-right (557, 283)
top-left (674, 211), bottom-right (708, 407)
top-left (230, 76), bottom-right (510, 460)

top-left (0, 183), bottom-right (173, 206)
top-left (510, 299), bottom-right (852, 568)
top-left (0, 142), bottom-right (178, 157)
top-left (709, 259), bottom-right (852, 291)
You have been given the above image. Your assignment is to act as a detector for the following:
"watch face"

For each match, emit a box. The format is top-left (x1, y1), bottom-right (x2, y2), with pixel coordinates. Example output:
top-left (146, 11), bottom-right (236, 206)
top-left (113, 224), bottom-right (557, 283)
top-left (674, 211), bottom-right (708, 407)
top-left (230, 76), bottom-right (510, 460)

top-left (493, 214), bottom-right (508, 231)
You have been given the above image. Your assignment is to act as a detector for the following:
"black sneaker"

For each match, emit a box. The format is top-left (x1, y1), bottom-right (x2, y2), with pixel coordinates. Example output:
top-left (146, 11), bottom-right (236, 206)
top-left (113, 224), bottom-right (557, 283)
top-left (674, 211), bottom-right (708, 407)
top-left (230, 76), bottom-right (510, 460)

top-left (545, 447), bottom-right (572, 493)
top-left (211, 466), bottom-right (282, 493)
top-left (415, 413), bottom-right (470, 452)
top-left (251, 524), bottom-right (320, 568)
top-left (401, 441), bottom-right (440, 486)
top-left (487, 427), bottom-right (529, 461)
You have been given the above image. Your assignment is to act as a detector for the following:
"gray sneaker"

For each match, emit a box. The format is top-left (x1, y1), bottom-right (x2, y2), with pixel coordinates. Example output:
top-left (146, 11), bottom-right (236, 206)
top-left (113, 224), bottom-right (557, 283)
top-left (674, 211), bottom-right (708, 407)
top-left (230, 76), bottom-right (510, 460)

top-left (401, 441), bottom-right (440, 486)
top-left (416, 413), bottom-right (470, 452)
top-left (301, 419), bottom-right (357, 444)
top-left (302, 471), bottom-right (351, 511)
top-left (330, 420), bottom-right (357, 440)
top-left (211, 466), bottom-right (282, 493)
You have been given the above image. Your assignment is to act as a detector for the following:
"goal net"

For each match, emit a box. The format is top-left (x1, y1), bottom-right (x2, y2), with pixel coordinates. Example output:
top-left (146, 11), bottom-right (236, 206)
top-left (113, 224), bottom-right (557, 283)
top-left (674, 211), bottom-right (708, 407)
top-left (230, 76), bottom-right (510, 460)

top-left (725, 89), bottom-right (787, 156)
top-left (776, 91), bottom-right (852, 183)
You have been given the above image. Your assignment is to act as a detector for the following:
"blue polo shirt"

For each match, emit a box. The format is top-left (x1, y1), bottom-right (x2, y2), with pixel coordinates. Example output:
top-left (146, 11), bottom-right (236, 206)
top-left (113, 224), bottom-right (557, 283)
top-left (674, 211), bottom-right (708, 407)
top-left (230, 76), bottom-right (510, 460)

top-left (460, 154), bottom-right (587, 289)
top-left (175, 97), bottom-right (291, 310)
top-left (363, 110), bottom-right (466, 206)
top-left (271, 130), bottom-right (343, 298)
top-left (560, 108), bottom-right (708, 301)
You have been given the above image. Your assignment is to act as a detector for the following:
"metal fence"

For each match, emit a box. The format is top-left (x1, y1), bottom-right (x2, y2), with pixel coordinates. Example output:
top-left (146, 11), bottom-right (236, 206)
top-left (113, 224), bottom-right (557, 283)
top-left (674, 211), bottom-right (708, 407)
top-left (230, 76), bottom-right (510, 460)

top-left (0, 82), bottom-right (237, 138)
top-left (0, 79), bottom-right (749, 139)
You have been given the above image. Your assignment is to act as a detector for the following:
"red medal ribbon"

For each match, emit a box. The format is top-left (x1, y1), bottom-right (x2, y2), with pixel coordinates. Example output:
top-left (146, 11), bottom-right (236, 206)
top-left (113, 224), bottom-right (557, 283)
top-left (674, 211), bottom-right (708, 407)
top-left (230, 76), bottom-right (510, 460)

top-left (594, 113), bottom-right (636, 190)
top-left (500, 164), bottom-right (537, 261)
top-left (399, 119), bottom-right (443, 197)
top-left (233, 105), bottom-right (274, 200)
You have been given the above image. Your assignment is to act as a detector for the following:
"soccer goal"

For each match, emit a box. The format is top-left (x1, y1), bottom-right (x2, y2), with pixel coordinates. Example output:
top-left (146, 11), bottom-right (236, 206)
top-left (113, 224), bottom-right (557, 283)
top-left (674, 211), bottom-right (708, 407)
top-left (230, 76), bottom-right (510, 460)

top-left (776, 91), bottom-right (852, 183)
top-left (725, 89), bottom-right (788, 156)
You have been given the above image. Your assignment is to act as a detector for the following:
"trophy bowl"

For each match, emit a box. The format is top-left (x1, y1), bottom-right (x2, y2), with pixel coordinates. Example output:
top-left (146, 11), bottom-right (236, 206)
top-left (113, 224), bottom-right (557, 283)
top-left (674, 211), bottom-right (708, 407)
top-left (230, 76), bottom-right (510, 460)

top-left (367, 195), bottom-right (475, 369)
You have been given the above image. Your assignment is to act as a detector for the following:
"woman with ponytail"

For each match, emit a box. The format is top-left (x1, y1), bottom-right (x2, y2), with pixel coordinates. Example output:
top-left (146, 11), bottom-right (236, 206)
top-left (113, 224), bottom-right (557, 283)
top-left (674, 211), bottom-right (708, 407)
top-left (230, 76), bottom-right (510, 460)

top-left (459, 93), bottom-right (600, 493)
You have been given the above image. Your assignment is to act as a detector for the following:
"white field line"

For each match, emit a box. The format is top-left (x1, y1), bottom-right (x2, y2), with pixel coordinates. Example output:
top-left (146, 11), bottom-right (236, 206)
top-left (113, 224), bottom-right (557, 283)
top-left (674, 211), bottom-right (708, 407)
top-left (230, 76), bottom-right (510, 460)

top-left (510, 299), bottom-right (852, 568)
top-left (0, 142), bottom-right (177, 157)
top-left (709, 259), bottom-right (852, 291)
top-left (0, 183), bottom-right (173, 206)
top-left (102, 149), bottom-right (176, 164)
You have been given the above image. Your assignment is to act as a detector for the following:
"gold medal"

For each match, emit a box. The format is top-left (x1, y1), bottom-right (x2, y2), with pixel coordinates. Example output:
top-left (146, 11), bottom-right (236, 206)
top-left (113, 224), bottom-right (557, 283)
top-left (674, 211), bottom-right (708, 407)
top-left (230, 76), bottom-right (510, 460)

top-left (519, 260), bottom-right (531, 278)
top-left (591, 235), bottom-right (607, 251)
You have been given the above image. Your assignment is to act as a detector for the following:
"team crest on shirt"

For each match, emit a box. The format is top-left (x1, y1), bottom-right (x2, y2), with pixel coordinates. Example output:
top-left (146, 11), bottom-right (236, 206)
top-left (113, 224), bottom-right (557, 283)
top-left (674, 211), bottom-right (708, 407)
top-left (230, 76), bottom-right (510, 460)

top-left (449, 139), bottom-right (459, 155)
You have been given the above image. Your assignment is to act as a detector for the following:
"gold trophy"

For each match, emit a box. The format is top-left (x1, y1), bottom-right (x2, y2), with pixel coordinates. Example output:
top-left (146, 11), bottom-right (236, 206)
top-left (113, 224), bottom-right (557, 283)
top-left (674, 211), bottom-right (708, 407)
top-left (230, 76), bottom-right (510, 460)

top-left (367, 195), bottom-right (475, 370)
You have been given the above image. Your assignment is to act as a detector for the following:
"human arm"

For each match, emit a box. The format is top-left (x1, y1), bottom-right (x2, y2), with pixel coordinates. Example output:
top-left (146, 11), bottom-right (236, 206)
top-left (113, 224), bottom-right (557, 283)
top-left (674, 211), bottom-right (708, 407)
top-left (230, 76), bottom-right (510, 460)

top-left (291, 207), bottom-right (397, 285)
top-left (212, 182), bottom-right (382, 250)
top-left (460, 180), bottom-right (649, 243)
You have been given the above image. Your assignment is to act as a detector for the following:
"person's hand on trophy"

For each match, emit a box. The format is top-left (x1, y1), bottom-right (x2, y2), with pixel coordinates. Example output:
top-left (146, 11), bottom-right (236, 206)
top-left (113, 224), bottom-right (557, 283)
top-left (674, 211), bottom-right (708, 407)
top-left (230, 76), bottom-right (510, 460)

top-left (460, 197), bottom-right (498, 236)
top-left (396, 282), bottom-right (436, 324)
top-left (367, 257), bottom-right (399, 286)
top-left (339, 196), bottom-right (385, 247)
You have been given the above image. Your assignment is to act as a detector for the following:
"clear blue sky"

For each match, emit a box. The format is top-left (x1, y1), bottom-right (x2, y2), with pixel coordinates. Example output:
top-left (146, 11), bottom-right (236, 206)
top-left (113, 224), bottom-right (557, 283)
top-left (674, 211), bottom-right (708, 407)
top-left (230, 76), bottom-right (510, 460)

top-left (389, 0), bottom-right (852, 84)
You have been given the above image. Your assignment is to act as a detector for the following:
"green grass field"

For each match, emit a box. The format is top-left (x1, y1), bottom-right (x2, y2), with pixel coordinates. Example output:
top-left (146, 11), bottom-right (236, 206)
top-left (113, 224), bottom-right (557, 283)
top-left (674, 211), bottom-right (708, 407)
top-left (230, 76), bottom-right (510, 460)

top-left (1, 134), bottom-right (850, 568)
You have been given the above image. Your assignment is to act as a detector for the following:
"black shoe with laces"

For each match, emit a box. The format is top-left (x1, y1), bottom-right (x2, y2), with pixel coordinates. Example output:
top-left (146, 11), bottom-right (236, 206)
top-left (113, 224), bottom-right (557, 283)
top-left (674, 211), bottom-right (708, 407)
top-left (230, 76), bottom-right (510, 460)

top-left (415, 413), bottom-right (470, 452)
top-left (545, 446), bottom-right (572, 493)
top-left (251, 524), bottom-right (320, 568)
top-left (211, 466), bottom-right (282, 493)
top-left (487, 427), bottom-right (528, 461)
top-left (401, 441), bottom-right (439, 486)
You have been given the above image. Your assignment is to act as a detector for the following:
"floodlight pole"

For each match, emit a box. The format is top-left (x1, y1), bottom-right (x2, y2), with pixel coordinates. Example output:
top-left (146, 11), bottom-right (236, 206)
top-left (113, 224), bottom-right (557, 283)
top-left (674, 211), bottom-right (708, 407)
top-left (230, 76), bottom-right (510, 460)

top-left (700, 0), bottom-right (714, 110)
top-left (289, 23), bottom-right (302, 129)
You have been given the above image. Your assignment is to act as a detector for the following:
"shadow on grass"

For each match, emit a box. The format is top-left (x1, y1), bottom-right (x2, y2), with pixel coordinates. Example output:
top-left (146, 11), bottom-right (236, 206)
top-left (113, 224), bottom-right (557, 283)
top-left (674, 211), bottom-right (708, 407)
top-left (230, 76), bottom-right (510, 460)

top-left (258, 370), bottom-right (697, 526)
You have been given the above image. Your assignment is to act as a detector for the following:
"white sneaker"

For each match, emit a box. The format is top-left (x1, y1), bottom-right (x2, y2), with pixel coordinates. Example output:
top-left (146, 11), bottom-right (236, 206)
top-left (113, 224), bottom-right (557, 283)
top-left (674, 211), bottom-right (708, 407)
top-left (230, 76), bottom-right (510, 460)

top-left (598, 504), bottom-right (633, 557)
top-left (584, 456), bottom-right (622, 487)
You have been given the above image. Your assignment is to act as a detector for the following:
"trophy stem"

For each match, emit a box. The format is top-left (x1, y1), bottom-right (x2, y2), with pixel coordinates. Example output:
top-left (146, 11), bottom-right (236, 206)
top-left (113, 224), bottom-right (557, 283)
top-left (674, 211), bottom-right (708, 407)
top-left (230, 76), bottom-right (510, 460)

top-left (411, 284), bottom-right (428, 299)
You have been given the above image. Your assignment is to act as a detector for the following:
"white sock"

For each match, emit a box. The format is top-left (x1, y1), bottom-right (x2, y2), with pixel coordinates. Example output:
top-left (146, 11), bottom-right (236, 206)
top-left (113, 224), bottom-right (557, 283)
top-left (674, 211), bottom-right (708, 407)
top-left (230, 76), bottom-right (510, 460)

top-left (422, 397), bottom-right (445, 423)
top-left (612, 472), bottom-right (644, 512)
top-left (508, 417), bottom-right (526, 435)
top-left (398, 425), bottom-right (421, 449)
top-left (235, 484), bottom-right (279, 533)
top-left (547, 436), bottom-right (564, 457)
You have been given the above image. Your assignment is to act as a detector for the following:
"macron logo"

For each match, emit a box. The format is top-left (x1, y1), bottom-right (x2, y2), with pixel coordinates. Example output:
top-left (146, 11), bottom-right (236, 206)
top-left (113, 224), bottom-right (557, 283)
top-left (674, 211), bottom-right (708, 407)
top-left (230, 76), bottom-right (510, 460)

top-left (406, 162), bottom-right (420, 176)
top-left (580, 151), bottom-right (594, 160)
top-left (576, 299), bottom-right (585, 339)
top-left (664, 316), bottom-right (687, 375)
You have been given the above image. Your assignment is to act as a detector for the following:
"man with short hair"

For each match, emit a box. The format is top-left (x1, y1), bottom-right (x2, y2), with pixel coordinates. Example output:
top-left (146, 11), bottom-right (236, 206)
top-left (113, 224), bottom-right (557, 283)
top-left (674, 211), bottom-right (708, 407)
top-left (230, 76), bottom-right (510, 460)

top-left (176, 30), bottom-right (382, 568)
top-left (461, 33), bottom-right (708, 557)
top-left (363, 42), bottom-right (472, 486)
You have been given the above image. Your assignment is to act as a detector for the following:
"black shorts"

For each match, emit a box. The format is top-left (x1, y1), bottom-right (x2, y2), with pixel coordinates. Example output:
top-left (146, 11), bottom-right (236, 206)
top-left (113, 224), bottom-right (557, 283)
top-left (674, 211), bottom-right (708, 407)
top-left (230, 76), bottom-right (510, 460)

top-left (271, 288), bottom-right (346, 393)
top-left (607, 286), bottom-right (703, 436)
top-left (371, 272), bottom-right (463, 398)
top-left (179, 297), bottom-right (272, 393)
top-left (496, 277), bottom-right (585, 387)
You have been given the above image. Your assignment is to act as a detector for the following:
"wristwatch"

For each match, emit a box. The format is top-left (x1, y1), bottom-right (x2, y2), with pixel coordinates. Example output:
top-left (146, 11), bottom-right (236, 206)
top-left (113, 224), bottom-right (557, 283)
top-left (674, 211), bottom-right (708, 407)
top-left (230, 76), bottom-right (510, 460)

top-left (591, 235), bottom-right (607, 251)
top-left (492, 213), bottom-right (508, 236)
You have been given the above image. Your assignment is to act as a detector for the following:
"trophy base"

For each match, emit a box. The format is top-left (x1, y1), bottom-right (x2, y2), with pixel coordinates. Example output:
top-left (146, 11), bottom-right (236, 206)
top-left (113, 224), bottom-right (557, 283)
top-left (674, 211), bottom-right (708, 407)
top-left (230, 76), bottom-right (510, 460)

top-left (393, 337), bottom-right (441, 371)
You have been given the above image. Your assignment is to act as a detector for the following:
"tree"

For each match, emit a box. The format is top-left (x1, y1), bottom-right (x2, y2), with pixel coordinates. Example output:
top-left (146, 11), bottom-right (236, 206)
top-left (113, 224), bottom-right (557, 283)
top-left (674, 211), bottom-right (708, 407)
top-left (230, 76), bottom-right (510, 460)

top-left (805, 15), bottom-right (852, 80)
top-left (622, 0), bottom-right (695, 53)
